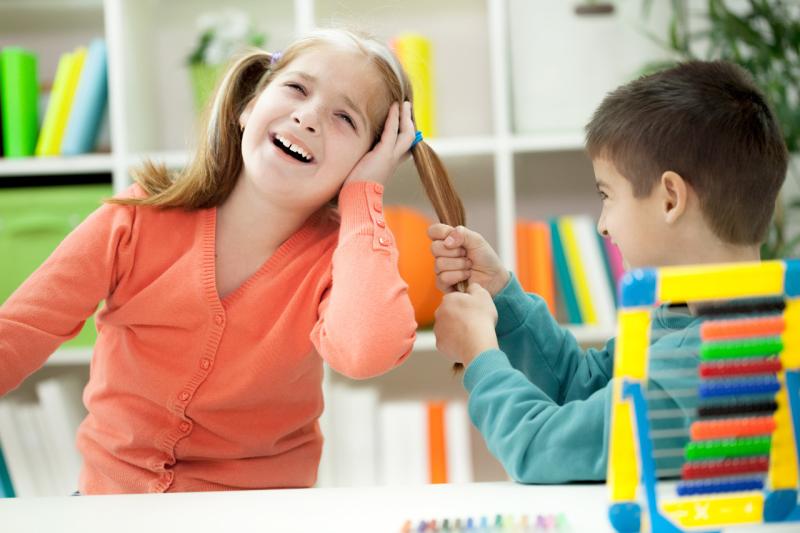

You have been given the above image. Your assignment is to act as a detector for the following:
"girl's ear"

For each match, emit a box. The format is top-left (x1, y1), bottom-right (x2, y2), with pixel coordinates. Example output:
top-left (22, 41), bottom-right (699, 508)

top-left (239, 99), bottom-right (256, 130)
top-left (660, 170), bottom-right (689, 224)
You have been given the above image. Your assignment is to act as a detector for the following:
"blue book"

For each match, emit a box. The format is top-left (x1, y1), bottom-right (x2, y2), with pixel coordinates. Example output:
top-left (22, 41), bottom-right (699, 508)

top-left (61, 39), bottom-right (107, 155)
top-left (549, 217), bottom-right (583, 324)
top-left (0, 445), bottom-right (15, 498)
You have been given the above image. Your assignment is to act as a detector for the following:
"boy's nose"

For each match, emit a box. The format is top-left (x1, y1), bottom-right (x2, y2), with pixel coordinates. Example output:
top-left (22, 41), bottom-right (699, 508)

top-left (596, 218), bottom-right (609, 237)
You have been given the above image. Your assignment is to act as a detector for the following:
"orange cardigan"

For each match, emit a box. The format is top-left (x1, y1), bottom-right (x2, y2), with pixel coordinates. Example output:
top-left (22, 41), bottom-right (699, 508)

top-left (0, 181), bottom-right (416, 493)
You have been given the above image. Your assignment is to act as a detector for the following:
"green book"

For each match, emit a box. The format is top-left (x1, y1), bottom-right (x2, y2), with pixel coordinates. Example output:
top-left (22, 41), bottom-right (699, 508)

top-left (0, 47), bottom-right (39, 157)
top-left (0, 445), bottom-right (14, 497)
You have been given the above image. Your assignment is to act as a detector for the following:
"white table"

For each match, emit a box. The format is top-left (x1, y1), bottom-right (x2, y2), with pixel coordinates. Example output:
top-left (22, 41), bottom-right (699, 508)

top-left (0, 482), bottom-right (797, 532)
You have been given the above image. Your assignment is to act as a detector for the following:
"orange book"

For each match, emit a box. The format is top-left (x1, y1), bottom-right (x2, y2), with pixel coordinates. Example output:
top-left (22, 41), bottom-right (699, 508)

top-left (427, 401), bottom-right (447, 484)
top-left (528, 221), bottom-right (557, 315)
top-left (516, 221), bottom-right (532, 292)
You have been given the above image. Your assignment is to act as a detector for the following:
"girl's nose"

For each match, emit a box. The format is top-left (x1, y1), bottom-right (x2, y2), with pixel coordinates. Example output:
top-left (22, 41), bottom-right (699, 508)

top-left (596, 218), bottom-right (609, 237)
top-left (292, 105), bottom-right (319, 134)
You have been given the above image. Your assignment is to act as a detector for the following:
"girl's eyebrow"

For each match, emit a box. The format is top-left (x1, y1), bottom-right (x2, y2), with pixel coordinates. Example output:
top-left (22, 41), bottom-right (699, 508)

top-left (283, 70), bottom-right (367, 129)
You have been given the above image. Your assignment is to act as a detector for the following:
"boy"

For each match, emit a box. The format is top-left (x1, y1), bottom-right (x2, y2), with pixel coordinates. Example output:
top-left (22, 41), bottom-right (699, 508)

top-left (429, 60), bottom-right (788, 483)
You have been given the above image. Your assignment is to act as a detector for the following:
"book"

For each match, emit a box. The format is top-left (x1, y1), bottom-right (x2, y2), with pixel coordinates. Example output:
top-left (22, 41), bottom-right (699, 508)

top-left (61, 39), bottom-right (108, 155)
top-left (378, 401), bottom-right (427, 485)
top-left (34, 47), bottom-right (86, 156)
top-left (0, 399), bottom-right (37, 496)
top-left (427, 401), bottom-right (447, 484)
top-left (444, 401), bottom-right (473, 483)
top-left (392, 34), bottom-right (436, 138)
top-left (0, 47), bottom-right (39, 157)
top-left (35, 51), bottom-right (74, 156)
top-left (0, 445), bottom-right (15, 497)
top-left (572, 215), bottom-right (616, 326)
top-left (549, 218), bottom-right (582, 324)
top-left (527, 221), bottom-right (557, 315)
top-left (35, 374), bottom-right (86, 494)
top-left (326, 383), bottom-right (378, 487)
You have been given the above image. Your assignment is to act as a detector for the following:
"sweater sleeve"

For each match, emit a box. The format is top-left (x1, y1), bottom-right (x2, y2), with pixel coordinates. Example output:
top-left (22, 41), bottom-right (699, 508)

top-left (0, 199), bottom-right (137, 395)
top-left (464, 351), bottom-right (613, 483)
top-left (311, 181), bottom-right (416, 379)
top-left (492, 273), bottom-right (615, 404)
top-left (460, 273), bottom-right (617, 483)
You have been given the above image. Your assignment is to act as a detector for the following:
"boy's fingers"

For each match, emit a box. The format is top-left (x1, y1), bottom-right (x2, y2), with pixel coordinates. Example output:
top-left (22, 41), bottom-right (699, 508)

top-left (430, 240), bottom-right (466, 258)
top-left (428, 223), bottom-right (453, 240)
top-left (467, 282), bottom-right (487, 296)
top-left (437, 270), bottom-right (470, 290)
top-left (435, 256), bottom-right (471, 274)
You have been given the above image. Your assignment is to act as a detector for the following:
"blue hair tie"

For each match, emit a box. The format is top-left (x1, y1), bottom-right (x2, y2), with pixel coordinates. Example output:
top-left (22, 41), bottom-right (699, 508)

top-left (410, 130), bottom-right (423, 149)
top-left (270, 51), bottom-right (282, 65)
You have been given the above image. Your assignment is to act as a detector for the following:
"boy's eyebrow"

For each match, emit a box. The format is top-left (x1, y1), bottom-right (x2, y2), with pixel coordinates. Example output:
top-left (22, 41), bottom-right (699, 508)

top-left (595, 179), bottom-right (609, 189)
top-left (284, 70), bottom-right (368, 129)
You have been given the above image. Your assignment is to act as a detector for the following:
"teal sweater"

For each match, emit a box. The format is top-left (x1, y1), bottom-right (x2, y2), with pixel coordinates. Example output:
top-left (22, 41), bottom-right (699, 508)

top-left (463, 274), bottom-right (701, 483)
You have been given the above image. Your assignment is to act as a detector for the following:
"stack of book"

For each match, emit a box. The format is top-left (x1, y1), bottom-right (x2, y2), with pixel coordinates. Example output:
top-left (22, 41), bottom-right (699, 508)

top-left (516, 215), bottom-right (624, 327)
top-left (0, 39), bottom-right (108, 159)
top-left (0, 373), bottom-right (87, 498)
top-left (322, 382), bottom-right (473, 487)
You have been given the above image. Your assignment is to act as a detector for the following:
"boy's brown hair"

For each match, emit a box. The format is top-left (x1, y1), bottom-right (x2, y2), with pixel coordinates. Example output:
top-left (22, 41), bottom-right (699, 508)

top-left (585, 60), bottom-right (788, 245)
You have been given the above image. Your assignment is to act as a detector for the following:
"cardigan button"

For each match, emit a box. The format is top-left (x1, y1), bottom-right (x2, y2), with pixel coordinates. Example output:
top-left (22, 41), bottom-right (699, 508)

top-left (214, 314), bottom-right (224, 325)
top-left (179, 421), bottom-right (191, 433)
top-left (200, 358), bottom-right (211, 370)
top-left (373, 183), bottom-right (384, 194)
top-left (179, 391), bottom-right (190, 401)
top-left (378, 236), bottom-right (391, 246)
top-left (372, 201), bottom-right (382, 213)
top-left (376, 218), bottom-right (385, 228)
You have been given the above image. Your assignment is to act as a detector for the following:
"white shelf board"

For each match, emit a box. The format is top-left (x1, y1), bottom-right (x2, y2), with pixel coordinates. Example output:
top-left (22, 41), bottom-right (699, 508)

top-left (510, 132), bottom-right (585, 153)
top-left (413, 323), bottom-right (613, 354)
top-left (46, 347), bottom-right (93, 366)
top-left (0, 154), bottom-right (114, 177)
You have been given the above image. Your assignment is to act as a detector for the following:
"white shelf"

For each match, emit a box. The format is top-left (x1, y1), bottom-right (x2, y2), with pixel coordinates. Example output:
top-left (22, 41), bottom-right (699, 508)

top-left (510, 132), bottom-right (585, 153)
top-left (0, 154), bottom-right (114, 177)
top-left (413, 324), bottom-right (612, 354)
top-left (46, 347), bottom-right (93, 366)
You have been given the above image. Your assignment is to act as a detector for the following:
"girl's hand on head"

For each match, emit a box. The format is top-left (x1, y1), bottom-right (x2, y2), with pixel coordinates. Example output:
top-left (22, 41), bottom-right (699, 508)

top-left (428, 223), bottom-right (510, 296)
top-left (433, 282), bottom-right (499, 368)
top-left (344, 101), bottom-right (415, 186)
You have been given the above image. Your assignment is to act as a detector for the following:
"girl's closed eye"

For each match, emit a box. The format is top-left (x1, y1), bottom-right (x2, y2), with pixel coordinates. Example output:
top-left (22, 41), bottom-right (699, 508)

top-left (598, 190), bottom-right (609, 201)
top-left (286, 82), bottom-right (306, 95)
top-left (337, 112), bottom-right (356, 130)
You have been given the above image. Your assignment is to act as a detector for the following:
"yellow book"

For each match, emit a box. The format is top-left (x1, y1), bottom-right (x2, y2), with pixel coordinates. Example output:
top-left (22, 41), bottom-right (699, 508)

top-left (36, 52), bottom-right (73, 156)
top-left (37, 46), bottom-right (86, 156)
top-left (559, 217), bottom-right (598, 325)
top-left (393, 34), bottom-right (436, 138)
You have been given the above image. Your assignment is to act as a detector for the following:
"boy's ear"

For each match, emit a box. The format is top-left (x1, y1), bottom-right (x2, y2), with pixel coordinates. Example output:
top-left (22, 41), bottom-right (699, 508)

top-left (660, 170), bottom-right (689, 224)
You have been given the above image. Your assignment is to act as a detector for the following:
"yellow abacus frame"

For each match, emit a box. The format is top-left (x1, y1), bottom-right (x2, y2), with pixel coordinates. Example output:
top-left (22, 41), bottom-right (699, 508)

top-left (607, 260), bottom-right (800, 532)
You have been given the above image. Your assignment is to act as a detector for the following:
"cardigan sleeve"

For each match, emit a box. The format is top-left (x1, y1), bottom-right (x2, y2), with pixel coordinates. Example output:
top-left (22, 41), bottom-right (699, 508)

top-left (310, 181), bottom-right (416, 379)
top-left (0, 198), bottom-right (138, 395)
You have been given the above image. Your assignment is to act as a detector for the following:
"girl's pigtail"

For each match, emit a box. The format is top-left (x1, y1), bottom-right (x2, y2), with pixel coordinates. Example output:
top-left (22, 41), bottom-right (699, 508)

top-left (108, 50), bottom-right (274, 210)
top-left (411, 140), bottom-right (468, 372)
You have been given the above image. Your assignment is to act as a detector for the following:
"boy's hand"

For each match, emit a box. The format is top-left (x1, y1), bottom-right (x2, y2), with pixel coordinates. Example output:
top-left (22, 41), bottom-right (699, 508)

top-left (434, 283), bottom-right (499, 367)
top-left (428, 224), bottom-right (510, 296)
top-left (344, 101), bottom-right (414, 186)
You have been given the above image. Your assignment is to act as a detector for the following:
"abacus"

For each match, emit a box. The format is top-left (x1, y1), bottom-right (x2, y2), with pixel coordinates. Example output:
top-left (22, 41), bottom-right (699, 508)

top-left (607, 260), bottom-right (800, 532)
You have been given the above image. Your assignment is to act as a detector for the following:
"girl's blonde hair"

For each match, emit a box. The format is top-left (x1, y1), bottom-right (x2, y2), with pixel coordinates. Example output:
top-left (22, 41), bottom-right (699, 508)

top-left (110, 29), bottom-right (464, 229)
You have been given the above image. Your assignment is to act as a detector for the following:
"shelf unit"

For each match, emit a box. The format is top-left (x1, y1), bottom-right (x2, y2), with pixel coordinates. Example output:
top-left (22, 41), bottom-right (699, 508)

top-left (1, 0), bottom-right (667, 491)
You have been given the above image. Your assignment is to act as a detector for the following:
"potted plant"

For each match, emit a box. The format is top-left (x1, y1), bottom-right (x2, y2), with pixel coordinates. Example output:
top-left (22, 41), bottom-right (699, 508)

top-left (187, 8), bottom-right (266, 112)
top-left (639, 0), bottom-right (800, 258)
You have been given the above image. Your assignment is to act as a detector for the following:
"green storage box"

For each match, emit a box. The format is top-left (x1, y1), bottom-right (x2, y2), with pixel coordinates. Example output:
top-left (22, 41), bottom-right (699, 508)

top-left (0, 184), bottom-right (112, 347)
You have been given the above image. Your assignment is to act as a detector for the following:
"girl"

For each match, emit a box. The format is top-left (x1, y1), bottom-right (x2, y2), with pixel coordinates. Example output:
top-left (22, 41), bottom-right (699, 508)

top-left (0, 29), bottom-right (463, 494)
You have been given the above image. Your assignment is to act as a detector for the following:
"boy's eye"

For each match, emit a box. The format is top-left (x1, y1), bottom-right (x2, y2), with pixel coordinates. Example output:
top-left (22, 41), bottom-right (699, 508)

top-left (598, 191), bottom-right (608, 200)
